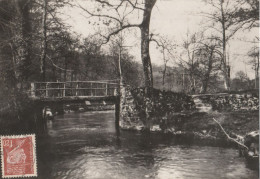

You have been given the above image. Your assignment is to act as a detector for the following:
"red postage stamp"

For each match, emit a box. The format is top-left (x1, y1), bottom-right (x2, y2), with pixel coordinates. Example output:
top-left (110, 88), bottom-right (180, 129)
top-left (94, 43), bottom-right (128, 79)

top-left (1, 134), bottom-right (37, 178)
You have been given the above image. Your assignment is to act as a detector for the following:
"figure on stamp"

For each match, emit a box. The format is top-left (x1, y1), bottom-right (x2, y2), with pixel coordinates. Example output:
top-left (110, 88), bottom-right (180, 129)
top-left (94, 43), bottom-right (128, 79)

top-left (7, 139), bottom-right (26, 164)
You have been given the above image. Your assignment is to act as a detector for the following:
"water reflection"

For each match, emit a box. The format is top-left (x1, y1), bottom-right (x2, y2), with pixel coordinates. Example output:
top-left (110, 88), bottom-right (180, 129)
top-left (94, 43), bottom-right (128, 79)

top-left (37, 111), bottom-right (258, 179)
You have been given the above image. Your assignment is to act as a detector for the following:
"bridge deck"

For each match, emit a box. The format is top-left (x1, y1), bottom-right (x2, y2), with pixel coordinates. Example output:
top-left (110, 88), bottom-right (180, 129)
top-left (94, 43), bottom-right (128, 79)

top-left (30, 96), bottom-right (119, 102)
top-left (30, 81), bottom-right (119, 102)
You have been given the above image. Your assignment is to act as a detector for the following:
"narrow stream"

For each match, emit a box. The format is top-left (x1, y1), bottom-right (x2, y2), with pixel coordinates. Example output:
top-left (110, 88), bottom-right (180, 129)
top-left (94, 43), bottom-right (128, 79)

top-left (37, 111), bottom-right (258, 179)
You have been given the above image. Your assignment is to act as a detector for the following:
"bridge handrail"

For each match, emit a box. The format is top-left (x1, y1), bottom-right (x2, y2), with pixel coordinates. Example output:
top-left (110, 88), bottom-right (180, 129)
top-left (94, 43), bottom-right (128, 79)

top-left (32, 87), bottom-right (118, 91)
top-left (30, 80), bottom-right (120, 98)
top-left (32, 81), bottom-right (119, 85)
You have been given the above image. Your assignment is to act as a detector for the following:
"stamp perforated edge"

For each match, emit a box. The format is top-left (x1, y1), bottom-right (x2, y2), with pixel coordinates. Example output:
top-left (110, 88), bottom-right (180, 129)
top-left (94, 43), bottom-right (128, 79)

top-left (1, 134), bottom-right (37, 178)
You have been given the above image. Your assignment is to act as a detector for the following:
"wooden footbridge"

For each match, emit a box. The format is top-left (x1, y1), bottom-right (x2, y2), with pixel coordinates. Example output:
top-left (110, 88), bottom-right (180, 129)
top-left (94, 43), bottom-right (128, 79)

top-left (29, 81), bottom-right (120, 102)
top-left (28, 80), bottom-right (121, 133)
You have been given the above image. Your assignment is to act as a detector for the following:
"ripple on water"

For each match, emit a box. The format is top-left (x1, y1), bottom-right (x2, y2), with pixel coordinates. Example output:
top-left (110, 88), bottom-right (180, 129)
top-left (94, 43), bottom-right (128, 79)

top-left (40, 111), bottom-right (258, 179)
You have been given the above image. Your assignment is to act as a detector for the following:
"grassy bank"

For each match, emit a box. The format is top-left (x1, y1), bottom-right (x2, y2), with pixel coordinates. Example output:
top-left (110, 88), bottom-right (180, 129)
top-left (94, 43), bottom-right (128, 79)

top-left (168, 110), bottom-right (259, 136)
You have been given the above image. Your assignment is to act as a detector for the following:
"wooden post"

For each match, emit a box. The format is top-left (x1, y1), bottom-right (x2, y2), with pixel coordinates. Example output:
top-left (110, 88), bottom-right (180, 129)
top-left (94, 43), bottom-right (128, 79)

top-left (90, 83), bottom-right (93, 96)
top-left (31, 83), bottom-right (35, 97)
top-left (105, 83), bottom-right (108, 96)
top-left (63, 83), bottom-right (66, 97)
top-left (94, 83), bottom-right (96, 96)
top-left (34, 103), bottom-right (47, 134)
top-left (76, 82), bottom-right (78, 96)
top-left (45, 83), bottom-right (48, 97)
top-left (115, 97), bottom-right (120, 131)
top-left (114, 88), bottom-right (117, 96)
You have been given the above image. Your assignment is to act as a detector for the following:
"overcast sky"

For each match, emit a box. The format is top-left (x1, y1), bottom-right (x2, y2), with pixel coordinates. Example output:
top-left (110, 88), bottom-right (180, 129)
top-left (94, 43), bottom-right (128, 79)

top-left (63, 0), bottom-right (258, 79)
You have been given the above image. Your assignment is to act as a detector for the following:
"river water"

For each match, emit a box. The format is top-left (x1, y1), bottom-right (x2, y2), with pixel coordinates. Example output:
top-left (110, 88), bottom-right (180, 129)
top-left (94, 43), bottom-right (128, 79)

top-left (37, 111), bottom-right (258, 179)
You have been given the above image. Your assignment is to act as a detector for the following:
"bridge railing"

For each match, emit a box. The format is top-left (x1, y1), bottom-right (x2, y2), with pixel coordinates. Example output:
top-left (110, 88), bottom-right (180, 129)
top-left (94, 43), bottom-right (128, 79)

top-left (30, 81), bottom-right (119, 98)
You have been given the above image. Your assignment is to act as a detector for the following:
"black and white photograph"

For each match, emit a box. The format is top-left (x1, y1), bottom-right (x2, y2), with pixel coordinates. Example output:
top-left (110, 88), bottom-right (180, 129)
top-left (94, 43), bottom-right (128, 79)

top-left (0, 0), bottom-right (259, 178)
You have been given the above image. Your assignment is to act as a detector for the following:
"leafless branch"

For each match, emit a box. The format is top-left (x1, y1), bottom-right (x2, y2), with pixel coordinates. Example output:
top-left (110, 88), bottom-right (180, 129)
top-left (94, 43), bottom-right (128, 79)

top-left (46, 55), bottom-right (73, 72)
top-left (95, 0), bottom-right (113, 7)
top-left (213, 118), bottom-right (248, 150)
top-left (125, 0), bottom-right (145, 11)
top-left (77, 3), bottom-right (122, 25)
top-left (99, 24), bottom-right (140, 44)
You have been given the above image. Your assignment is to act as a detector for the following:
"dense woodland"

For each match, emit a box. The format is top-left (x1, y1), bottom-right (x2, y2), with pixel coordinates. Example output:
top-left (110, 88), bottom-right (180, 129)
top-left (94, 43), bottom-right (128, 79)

top-left (0, 0), bottom-right (258, 119)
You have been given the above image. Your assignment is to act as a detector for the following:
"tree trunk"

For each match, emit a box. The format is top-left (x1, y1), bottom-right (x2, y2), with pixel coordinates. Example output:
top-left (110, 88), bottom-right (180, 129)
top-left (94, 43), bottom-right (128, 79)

top-left (162, 51), bottom-right (167, 90)
top-left (64, 57), bottom-right (68, 81)
top-left (223, 62), bottom-right (230, 91)
top-left (140, 0), bottom-right (157, 91)
top-left (118, 47), bottom-right (123, 85)
top-left (202, 48), bottom-right (214, 93)
top-left (190, 51), bottom-right (196, 94)
top-left (52, 64), bottom-right (56, 81)
top-left (140, 0), bottom-right (157, 130)
top-left (40, 0), bottom-right (47, 82)
top-left (220, 1), bottom-right (230, 91)
top-left (255, 55), bottom-right (259, 88)
top-left (14, 0), bottom-right (32, 84)
top-left (162, 64), bottom-right (166, 90)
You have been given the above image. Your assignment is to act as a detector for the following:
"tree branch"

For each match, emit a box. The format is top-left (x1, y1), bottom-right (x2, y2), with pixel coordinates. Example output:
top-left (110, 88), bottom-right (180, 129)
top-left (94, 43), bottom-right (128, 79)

top-left (46, 55), bottom-right (73, 72)
top-left (95, 0), bottom-right (113, 7)
top-left (99, 24), bottom-right (140, 44)
top-left (213, 118), bottom-right (248, 150)
top-left (125, 0), bottom-right (145, 11)
top-left (77, 3), bottom-right (122, 25)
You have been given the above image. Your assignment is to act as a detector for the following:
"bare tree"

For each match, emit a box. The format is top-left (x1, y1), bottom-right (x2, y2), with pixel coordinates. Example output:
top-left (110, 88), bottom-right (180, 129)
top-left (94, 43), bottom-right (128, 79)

top-left (178, 32), bottom-right (222, 93)
top-left (108, 36), bottom-right (142, 86)
top-left (202, 0), bottom-right (244, 90)
top-left (150, 34), bottom-right (176, 90)
top-left (247, 40), bottom-right (259, 88)
top-left (196, 39), bottom-right (222, 93)
top-left (77, 0), bottom-right (157, 89)
top-left (178, 32), bottom-right (202, 93)
top-left (108, 31), bottom-right (130, 85)
top-left (235, 70), bottom-right (249, 82)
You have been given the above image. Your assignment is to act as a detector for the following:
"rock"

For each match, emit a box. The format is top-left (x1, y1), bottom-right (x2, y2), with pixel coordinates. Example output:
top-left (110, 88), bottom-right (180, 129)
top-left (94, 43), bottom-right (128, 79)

top-left (135, 125), bottom-right (144, 131)
top-left (175, 131), bottom-right (182, 134)
top-left (244, 131), bottom-right (259, 160)
top-left (150, 125), bottom-right (161, 132)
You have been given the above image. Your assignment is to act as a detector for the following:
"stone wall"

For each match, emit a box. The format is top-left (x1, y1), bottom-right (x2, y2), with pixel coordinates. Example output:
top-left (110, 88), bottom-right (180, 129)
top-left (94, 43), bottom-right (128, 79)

top-left (120, 87), bottom-right (259, 131)
top-left (119, 87), bottom-right (196, 130)
top-left (193, 91), bottom-right (259, 111)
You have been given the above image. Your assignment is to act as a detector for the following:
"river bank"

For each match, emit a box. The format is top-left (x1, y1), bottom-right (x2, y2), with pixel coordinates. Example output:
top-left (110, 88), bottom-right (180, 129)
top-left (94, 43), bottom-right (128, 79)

top-left (120, 110), bottom-right (258, 140)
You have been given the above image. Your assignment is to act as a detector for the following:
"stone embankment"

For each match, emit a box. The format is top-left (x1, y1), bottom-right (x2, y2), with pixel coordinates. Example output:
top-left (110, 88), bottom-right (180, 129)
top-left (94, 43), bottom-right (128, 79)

top-left (120, 87), bottom-right (196, 130)
top-left (119, 87), bottom-right (259, 148)
top-left (193, 91), bottom-right (259, 111)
